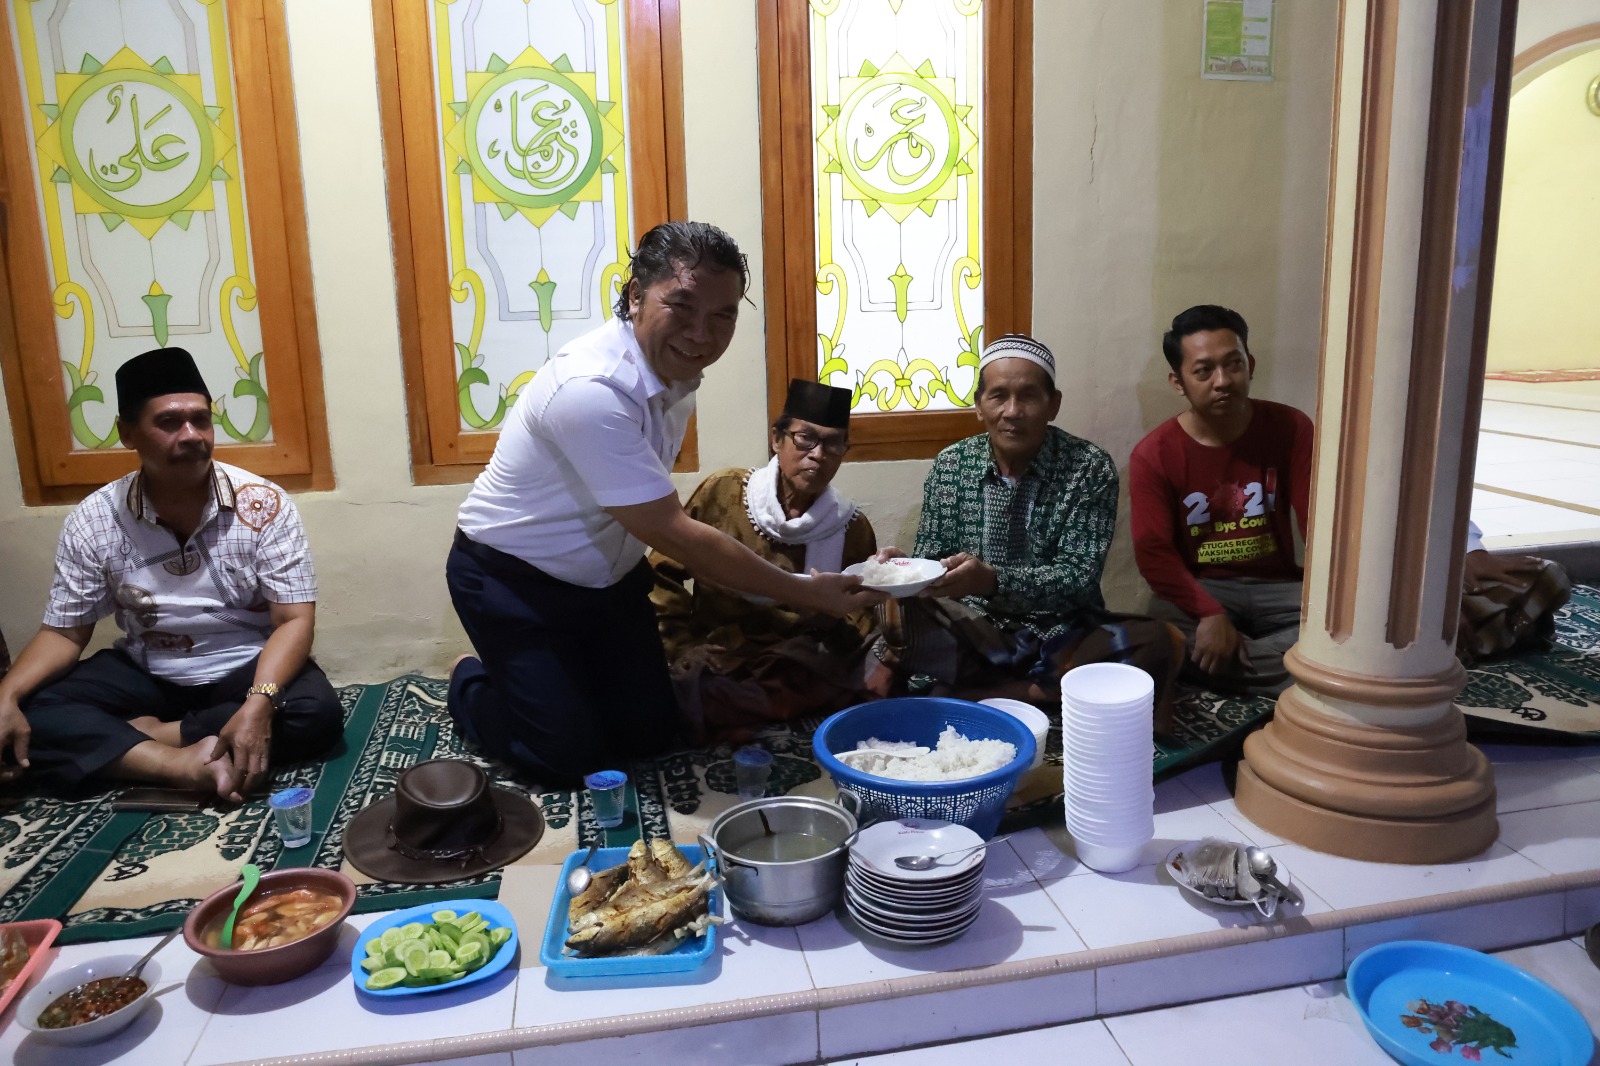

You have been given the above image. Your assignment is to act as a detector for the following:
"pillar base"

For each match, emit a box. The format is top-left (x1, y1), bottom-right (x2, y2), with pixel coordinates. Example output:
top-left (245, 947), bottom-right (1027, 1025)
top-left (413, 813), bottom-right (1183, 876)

top-left (1235, 669), bottom-right (1498, 863)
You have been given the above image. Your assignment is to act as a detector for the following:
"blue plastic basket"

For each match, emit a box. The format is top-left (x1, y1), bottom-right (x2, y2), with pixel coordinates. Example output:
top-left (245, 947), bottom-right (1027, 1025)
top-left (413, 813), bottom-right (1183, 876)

top-left (812, 697), bottom-right (1036, 839)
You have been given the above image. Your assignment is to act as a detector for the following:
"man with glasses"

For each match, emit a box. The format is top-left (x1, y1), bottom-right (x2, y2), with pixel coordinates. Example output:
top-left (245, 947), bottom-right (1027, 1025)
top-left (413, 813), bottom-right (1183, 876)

top-left (879, 335), bottom-right (1183, 732)
top-left (650, 380), bottom-right (882, 743)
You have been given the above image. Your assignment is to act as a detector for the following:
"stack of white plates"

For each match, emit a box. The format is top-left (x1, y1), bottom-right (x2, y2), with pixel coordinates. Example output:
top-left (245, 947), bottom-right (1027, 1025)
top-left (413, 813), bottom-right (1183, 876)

top-left (1061, 662), bottom-right (1156, 874)
top-left (844, 817), bottom-right (986, 944)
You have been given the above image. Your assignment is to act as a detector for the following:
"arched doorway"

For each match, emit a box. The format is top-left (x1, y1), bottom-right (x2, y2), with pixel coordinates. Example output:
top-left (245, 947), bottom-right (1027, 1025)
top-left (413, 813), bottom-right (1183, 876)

top-left (1471, 24), bottom-right (1600, 558)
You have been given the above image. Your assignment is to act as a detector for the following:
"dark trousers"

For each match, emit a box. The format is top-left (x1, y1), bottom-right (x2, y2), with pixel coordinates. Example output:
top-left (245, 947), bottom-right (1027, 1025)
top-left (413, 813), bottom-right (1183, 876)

top-left (1153, 578), bottom-right (1303, 697)
top-left (22, 648), bottom-right (343, 788)
top-left (445, 530), bottom-right (678, 786)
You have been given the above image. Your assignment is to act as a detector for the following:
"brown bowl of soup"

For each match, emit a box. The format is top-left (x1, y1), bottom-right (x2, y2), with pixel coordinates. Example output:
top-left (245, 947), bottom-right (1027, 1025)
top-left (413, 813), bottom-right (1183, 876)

top-left (183, 868), bottom-right (356, 985)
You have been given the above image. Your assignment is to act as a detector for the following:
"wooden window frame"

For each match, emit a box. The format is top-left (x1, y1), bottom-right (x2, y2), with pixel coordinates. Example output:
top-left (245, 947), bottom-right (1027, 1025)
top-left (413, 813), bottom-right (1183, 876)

top-left (757, 0), bottom-right (1032, 463)
top-left (0, 0), bottom-right (332, 505)
top-left (375, 0), bottom-right (693, 486)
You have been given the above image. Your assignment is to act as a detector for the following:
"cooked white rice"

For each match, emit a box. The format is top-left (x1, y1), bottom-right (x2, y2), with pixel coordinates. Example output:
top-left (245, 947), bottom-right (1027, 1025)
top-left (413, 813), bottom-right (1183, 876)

top-left (858, 558), bottom-right (926, 587)
top-left (849, 726), bottom-right (1017, 781)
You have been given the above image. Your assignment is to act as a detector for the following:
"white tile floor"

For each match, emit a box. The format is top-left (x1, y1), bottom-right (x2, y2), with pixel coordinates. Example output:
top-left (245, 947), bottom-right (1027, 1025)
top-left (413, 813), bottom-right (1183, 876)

top-left (1473, 381), bottom-right (1600, 548)
top-left (828, 937), bottom-right (1600, 1065)
top-left (6, 739), bottom-right (1600, 1066)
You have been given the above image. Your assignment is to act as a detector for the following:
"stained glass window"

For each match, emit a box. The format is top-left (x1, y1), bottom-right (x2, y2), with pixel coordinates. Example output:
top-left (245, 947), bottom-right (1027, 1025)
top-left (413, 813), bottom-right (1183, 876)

top-left (811, 0), bottom-right (985, 414)
top-left (381, 0), bottom-right (684, 477)
top-left (760, 0), bottom-right (1029, 460)
top-left (431, 0), bottom-right (634, 432)
top-left (0, 0), bottom-right (328, 496)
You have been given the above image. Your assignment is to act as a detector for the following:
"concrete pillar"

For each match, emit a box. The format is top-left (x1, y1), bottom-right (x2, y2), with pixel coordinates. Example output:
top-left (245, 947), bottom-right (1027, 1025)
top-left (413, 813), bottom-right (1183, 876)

top-left (1235, 0), bottom-right (1519, 863)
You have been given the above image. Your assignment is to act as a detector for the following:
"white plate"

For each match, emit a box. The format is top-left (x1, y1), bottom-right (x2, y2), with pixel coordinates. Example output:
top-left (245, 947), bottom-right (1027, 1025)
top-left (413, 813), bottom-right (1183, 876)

top-left (847, 885), bottom-right (982, 924)
top-left (850, 818), bottom-right (986, 881)
top-left (848, 856), bottom-right (985, 889)
top-left (846, 900), bottom-right (980, 942)
top-left (847, 864), bottom-right (984, 898)
top-left (848, 878), bottom-right (983, 911)
top-left (842, 558), bottom-right (946, 597)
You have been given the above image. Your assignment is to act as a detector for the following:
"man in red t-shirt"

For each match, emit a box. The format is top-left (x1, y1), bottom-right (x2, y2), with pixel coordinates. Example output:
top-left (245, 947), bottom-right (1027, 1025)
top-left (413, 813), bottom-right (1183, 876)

top-left (1129, 305), bottom-right (1314, 696)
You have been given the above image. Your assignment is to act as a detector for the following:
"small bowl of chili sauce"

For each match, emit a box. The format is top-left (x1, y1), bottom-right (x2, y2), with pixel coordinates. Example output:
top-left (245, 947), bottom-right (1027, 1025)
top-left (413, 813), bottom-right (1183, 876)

top-left (15, 953), bottom-right (161, 1045)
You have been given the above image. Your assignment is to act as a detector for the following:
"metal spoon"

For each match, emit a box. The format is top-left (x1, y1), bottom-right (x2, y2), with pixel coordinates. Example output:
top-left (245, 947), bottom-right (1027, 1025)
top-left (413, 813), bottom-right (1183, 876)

top-left (1244, 846), bottom-right (1301, 905)
top-left (126, 926), bottom-right (181, 982)
top-left (565, 843), bottom-right (598, 898)
top-left (220, 862), bottom-right (261, 949)
top-left (894, 834), bottom-right (1012, 871)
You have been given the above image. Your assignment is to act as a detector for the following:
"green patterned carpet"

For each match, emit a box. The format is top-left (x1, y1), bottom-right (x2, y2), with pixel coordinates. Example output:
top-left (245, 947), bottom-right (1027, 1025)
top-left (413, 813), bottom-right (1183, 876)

top-left (4, 589), bottom-right (1599, 945)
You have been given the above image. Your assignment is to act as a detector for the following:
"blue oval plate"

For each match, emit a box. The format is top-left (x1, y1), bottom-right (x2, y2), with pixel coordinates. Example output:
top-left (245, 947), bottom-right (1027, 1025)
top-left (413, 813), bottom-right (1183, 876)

top-left (350, 898), bottom-right (517, 997)
top-left (1347, 941), bottom-right (1594, 1065)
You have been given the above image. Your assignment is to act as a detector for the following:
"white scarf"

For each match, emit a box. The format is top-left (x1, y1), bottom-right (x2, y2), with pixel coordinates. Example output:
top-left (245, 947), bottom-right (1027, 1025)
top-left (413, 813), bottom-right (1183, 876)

top-left (744, 456), bottom-right (856, 575)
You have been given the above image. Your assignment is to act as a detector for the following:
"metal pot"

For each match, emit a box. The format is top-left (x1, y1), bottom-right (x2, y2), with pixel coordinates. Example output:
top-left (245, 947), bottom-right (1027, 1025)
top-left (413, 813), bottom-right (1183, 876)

top-left (700, 793), bottom-right (859, 926)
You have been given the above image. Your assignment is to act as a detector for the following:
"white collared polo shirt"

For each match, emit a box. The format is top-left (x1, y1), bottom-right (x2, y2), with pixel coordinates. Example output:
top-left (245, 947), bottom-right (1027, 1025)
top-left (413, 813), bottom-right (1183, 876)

top-left (457, 316), bottom-right (698, 588)
top-left (43, 461), bottom-right (316, 684)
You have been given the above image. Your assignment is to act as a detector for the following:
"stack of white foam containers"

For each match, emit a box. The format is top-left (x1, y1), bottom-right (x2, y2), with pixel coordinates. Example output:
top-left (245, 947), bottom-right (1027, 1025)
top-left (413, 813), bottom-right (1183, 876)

top-left (1060, 662), bottom-right (1156, 873)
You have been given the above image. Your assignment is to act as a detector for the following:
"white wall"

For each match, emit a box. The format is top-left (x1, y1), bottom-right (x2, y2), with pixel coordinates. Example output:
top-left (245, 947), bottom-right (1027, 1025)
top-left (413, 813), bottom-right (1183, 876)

top-left (0, 0), bottom-right (1337, 681)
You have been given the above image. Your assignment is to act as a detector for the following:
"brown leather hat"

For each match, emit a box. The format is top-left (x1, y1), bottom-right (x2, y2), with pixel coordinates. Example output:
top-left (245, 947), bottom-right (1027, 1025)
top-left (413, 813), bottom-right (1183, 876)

top-left (343, 760), bottom-right (543, 883)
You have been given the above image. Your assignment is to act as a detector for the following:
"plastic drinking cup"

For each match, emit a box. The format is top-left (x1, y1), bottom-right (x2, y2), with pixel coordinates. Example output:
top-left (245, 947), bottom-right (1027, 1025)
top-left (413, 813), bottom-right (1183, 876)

top-left (733, 747), bottom-right (775, 801)
top-left (268, 787), bottom-right (314, 848)
top-left (585, 770), bottom-right (628, 829)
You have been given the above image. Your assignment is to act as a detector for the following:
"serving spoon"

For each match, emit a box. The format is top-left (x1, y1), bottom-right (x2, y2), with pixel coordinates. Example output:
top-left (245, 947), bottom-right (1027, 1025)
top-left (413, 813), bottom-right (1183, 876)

top-left (1244, 846), bottom-right (1301, 905)
top-left (220, 863), bottom-right (261, 949)
top-left (894, 834), bottom-right (1013, 871)
top-left (565, 843), bottom-right (599, 898)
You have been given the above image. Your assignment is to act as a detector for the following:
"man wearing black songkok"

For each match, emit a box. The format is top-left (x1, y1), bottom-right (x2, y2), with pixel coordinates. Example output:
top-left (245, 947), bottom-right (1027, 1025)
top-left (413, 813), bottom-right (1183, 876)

top-left (0, 347), bottom-right (341, 801)
top-left (649, 379), bottom-right (885, 744)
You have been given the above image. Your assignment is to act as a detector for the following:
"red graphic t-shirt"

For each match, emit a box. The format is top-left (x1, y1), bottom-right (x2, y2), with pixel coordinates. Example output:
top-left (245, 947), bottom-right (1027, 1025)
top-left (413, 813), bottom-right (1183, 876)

top-left (1129, 400), bottom-right (1314, 618)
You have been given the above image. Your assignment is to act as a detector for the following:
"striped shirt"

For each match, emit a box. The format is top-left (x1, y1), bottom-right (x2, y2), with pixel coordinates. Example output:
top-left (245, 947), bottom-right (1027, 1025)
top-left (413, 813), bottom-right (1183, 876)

top-left (44, 462), bottom-right (315, 683)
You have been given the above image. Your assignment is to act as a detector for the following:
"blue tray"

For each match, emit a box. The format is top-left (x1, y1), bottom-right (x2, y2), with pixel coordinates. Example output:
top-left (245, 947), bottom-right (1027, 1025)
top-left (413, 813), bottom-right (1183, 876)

top-left (1347, 940), bottom-right (1594, 1065)
top-left (350, 898), bottom-right (518, 997)
top-left (540, 845), bottom-right (718, 977)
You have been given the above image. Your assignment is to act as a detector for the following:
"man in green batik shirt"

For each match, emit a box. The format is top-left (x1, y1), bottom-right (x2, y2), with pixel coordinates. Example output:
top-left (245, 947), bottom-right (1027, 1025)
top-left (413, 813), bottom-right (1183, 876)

top-left (878, 335), bottom-right (1181, 728)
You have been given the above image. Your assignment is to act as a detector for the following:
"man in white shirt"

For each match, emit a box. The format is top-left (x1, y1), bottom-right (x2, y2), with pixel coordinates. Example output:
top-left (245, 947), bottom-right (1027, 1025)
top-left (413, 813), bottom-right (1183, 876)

top-left (449, 221), bottom-right (882, 783)
top-left (0, 347), bottom-right (341, 801)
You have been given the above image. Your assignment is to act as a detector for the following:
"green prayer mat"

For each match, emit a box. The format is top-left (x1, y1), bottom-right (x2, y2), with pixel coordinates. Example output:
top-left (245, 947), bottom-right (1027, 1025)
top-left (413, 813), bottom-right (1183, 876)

top-left (6, 587), bottom-right (1600, 945)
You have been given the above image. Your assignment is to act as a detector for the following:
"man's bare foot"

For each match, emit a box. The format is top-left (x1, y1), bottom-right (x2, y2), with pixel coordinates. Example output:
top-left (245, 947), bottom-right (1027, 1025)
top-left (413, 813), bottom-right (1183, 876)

top-left (109, 737), bottom-right (244, 803)
top-left (128, 716), bottom-right (183, 745)
top-left (449, 653), bottom-right (476, 676)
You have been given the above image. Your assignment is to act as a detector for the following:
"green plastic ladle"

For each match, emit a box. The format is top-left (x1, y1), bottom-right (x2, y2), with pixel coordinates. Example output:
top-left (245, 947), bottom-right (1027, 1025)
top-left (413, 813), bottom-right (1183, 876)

top-left (220, 863), bottom-right (261, 949)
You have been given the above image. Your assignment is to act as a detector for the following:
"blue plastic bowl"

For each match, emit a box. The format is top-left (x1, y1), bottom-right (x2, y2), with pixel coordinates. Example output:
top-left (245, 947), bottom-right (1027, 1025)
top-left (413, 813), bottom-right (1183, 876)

top-left (812, 697), bottom-right (1036, 839)
top-left (1347, 940), bottom-right (1594, 1066)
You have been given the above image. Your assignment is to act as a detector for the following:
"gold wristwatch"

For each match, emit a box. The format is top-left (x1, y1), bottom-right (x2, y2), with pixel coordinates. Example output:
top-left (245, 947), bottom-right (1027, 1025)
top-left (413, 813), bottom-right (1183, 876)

top-left (246, 682), bottom-right (282, 709)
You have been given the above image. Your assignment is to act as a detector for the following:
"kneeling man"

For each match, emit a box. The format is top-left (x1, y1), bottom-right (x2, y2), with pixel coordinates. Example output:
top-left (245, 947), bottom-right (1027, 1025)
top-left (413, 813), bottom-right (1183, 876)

top-left (1130, 305), bottom-right (1313, 696)
top-left (0, 348), bottom-right (342, 801)
top-left (651, 380), bottom-right (879, 743)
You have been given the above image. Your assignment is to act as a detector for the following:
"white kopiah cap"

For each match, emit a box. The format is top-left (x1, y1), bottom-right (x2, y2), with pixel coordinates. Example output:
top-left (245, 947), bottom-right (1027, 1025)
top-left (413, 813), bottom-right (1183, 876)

top-left (977, 334), bottom-right (1056, 384)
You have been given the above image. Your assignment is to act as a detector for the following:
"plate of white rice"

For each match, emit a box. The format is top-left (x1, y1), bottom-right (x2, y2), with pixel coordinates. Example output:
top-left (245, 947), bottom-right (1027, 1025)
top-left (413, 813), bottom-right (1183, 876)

top-left (842, 726), bottom-right (1018, 782)
top-left (843, 557), bottom-right (945, 597)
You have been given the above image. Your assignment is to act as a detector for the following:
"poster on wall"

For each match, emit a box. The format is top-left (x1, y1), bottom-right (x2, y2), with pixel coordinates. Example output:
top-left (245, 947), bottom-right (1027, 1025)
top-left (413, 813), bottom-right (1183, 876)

top-left (1202, 0), bottom-right (1274, 81)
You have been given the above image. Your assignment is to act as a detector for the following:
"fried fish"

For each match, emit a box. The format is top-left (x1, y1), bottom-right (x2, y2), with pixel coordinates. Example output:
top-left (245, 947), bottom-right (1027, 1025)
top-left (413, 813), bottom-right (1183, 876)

top-left (565, 840), bottom-right (718, 956)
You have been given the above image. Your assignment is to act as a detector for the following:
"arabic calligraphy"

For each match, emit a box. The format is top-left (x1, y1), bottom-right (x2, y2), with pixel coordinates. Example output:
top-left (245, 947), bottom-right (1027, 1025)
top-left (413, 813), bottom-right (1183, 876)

top-left (87, 84), bottom-right (191, 194)
top-left (851, 88), bottom-right (935, 187)
top-left (838, 75), bottom-right (956, 203)
top-left (60, 70), bottom-right (209, 215)
top-left (488, 84), bottom-right (582, 191)
top-left (466, 69), bottom-right (602, 209)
